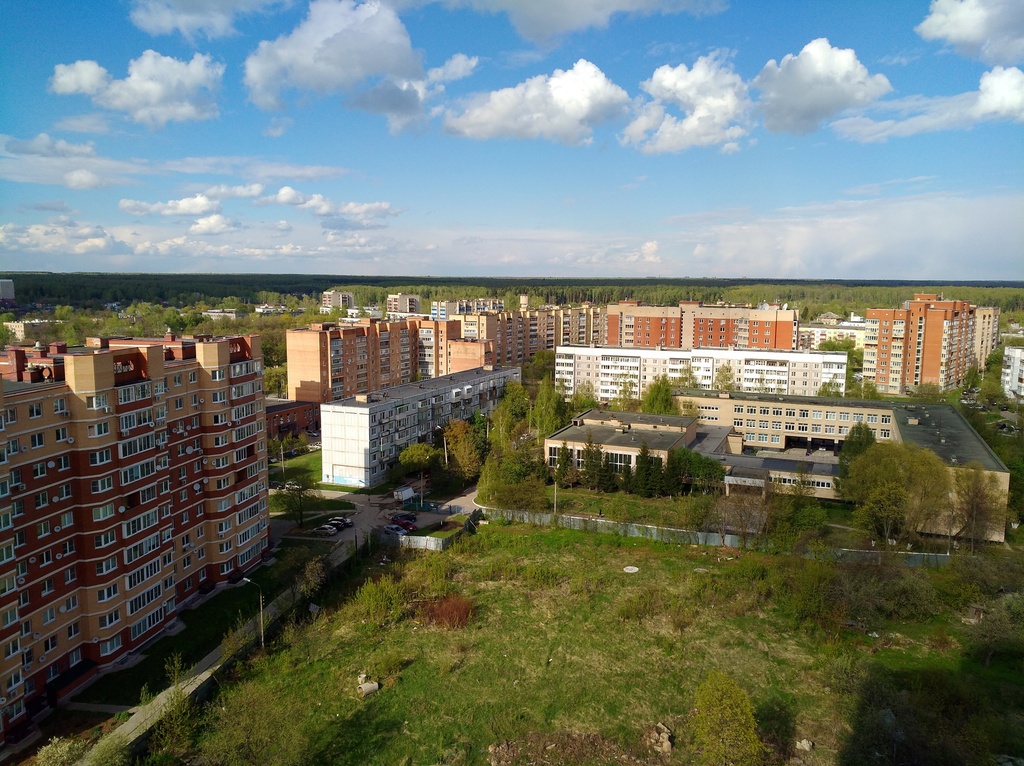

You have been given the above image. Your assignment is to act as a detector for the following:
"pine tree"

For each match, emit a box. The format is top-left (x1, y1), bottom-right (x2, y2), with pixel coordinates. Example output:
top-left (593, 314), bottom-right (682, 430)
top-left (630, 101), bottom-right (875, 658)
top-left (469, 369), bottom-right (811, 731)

top-left (598, 451), bottom-right (617, 493)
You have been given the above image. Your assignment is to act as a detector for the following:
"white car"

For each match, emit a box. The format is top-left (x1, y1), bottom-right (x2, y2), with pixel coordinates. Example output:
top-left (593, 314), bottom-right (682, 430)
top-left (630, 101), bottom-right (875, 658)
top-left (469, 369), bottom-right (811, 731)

top-left (312, 525), bottom-right (338, 536)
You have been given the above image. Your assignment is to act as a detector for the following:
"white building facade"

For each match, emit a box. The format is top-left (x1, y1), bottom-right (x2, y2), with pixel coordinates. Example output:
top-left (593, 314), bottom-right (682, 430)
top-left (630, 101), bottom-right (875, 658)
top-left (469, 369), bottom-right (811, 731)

top-left (1002, 346), bottom-right (1024, 401)
top-left (555, 346), bottom-right (847, 401)
top-left (320, 366), bottom-right (520, 487)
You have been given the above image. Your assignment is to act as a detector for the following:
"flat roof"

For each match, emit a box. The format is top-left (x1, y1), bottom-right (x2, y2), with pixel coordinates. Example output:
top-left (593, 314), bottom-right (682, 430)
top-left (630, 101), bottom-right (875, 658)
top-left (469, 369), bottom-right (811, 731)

top-left (547, 423), bottom-right (689, 453)
top-left (891, 402), bottom-right (1008, 473)
top-left (330, 366), bottom-right (518, 407)
top-left (576, 408), bottom-right (697, 430)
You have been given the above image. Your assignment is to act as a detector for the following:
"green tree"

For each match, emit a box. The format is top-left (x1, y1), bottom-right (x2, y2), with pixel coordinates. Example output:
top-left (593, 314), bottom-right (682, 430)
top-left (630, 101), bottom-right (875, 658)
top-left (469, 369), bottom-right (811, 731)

top-left (263, 365), bottom-right (287, 398)
top-left (817, 380), bottom-right (844, 398)
top-left (692, 670), bottom-right (765, 766)
top-left (640, 374), bottom-right (680, 415)
top-left (598, 451), bottom-right (617, 493)
top-left (836, 422), bottom-right (875, 495)
top-left (580, 434), bottom-right (602, 490)
top-left (446, 419), bottom-right (484, 487)
top-left (533, 374), bottom-right (569, 437)
top-left (952, 462), bottom-right (1005, 552)
top-left (965, 593), bottom-right (1024, 667)
top-left (613, 373), bottom-right (640, 411)
top-left (554, 441), bottom-right (574, 488)
top-left (843, 442), bottom-right (950, 544)
top-left (490, 381), bottom-right (530, 449)
top-left (909, 383), bottom-right (945, 403)
top-left (854, 481), bottom-right (909, 547)
top-left (713, 362), bottom-right (736, 392)
top-left (279, 468), bottom-right (321, 528)
top-left (569, 380), bottom-right (600, 414)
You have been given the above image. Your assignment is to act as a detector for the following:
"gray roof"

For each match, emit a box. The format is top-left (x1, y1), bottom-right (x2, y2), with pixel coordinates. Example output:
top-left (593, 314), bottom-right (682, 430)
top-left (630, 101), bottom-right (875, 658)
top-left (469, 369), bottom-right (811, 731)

top-left (891, 402), bottom-right (1007, 473)
top-left (577, 408), bottom-right (697, 430)
top-left (547, 423), bottom-right (689, 453)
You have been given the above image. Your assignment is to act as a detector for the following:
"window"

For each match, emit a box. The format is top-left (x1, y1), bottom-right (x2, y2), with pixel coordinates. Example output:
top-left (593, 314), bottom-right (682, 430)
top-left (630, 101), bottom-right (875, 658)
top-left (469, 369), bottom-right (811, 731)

top-left (93, 503), bottom-right (115, 521)
top-left (56, 455), bottom-right (70, 470)
top-left (30, 432), bottom-right (44, 448)
top-left (99, 635), bottom-right (122, 656)
top-left (64, 567), bottom-right (77, 584)
top-left (95, 530), bottom-right (117, 548)
top-left (41, 578), bottom-right (55, 596)
top-left (96, 557), bottom-right (118, 576)
top-left (91, 477), bottom-right (113, 493)
top-left (33, 462), bottom-right (46, 479)
top-left (43, 607), bottom-right (56, 624)
top-left (90, 449), bottom-right (112, 466)
top-left (99, 609), bottom-right (121, 628)
top-left (28, 403), bottom-right (42, 418)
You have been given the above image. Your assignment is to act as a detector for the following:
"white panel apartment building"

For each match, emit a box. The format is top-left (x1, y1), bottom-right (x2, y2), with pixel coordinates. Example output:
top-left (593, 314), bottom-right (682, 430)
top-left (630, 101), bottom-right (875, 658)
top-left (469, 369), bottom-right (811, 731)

top-left (320, 366), bottom-right (520, 487)
top-left (555, 346), bottom-right (847, 401)
top-left (1003, 346), bottom-right (1024, 401)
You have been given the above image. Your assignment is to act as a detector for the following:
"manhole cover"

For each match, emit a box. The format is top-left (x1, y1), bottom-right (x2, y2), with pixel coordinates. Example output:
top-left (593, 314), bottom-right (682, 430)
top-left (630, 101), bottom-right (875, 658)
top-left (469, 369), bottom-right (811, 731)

top-left (623, 566), bottom-right (639, 573)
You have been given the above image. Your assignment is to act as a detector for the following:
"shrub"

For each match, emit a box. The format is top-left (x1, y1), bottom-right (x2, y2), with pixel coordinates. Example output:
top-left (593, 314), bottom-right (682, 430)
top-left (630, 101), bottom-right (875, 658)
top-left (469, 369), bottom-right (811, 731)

top-left (424, 593), bottom-right (475, 628)
top-left (691, 671), bottom-right (766, 766)
top-left (88, 734), bottom-right (132, 766)
top-left (352, 574), bottom-right (408, 627)
top-left (35, 737), bottom-right (88, 766)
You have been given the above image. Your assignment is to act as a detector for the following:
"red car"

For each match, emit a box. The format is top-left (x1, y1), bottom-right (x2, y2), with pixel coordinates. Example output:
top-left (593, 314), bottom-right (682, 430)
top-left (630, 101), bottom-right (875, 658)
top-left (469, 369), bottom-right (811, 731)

top-left (395, 519), bottom-right (418, 532)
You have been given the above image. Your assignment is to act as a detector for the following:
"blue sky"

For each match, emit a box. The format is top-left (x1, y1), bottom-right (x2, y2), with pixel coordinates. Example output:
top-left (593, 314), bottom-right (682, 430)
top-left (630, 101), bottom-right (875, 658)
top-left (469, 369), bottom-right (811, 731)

top-left (1, 0), bottom-right (1022, 279)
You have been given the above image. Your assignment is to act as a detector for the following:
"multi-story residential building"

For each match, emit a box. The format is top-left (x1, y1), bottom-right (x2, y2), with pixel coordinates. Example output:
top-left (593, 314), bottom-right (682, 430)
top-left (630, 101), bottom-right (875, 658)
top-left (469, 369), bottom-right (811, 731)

top-left (287, 320), bottom-right (418, 404)
top-left (201, 309), bottom-right (247, 321)
top-left (386, 293), bottom-right (422, 315)
top-left (798, 313), bottom-right (867, 350)
top-left (456, 305), bottom-right (604, 367)
top-left (430, 298), bottom-right (504, 319)
top-left (555, 346), bottom-right (847, 401)
top-left (416, 320), bottom-right (492, 379)
top-left (974, 306), bottom-right (1000, 368)
top-left (320, 290), bottom-right (356, 314)
top-left (1002, 346), bottom-right (1024, 401)
top-left (864, 294), bottom-right (976, 395)
top-left (0, 335), bottom-right (269, 737)
top-left (320, 366), bottom-right (520, 487)
top-left (604, 301), bottom-right (799, 351)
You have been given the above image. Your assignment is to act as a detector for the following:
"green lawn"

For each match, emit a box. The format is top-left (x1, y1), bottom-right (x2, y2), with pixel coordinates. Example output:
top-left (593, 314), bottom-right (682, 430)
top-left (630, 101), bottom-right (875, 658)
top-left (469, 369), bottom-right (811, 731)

top-left (183, 524), bottom-right (1024, 765)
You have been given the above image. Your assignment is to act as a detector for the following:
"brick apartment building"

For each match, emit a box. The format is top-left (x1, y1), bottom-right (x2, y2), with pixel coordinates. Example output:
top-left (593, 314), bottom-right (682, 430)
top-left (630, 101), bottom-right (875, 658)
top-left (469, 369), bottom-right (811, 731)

top-left (0, 334), bottom-right (269, 737)
top-left (604, 301), bottom-right (799, 350)
top-left (864, 294), bottom-right (979, 395)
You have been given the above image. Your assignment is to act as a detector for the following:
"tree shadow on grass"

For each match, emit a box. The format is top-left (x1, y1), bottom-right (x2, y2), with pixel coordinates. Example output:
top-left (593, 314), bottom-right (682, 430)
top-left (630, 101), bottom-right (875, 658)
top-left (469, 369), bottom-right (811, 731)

top-left (305, 698), bottom-right (406, 765)
top-left (755, 687), bottom-right (797, 764)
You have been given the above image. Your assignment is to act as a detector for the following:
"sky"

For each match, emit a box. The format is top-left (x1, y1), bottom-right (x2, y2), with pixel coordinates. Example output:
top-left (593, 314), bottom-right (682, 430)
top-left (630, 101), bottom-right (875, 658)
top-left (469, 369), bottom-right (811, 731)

top-left (0, 0), bottom-right (1022, 280)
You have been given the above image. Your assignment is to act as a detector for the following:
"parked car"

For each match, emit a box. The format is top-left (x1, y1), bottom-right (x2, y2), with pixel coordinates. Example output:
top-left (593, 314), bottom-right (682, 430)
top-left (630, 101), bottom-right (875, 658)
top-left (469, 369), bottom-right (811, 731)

top-left (269, 481), bottom-right (284, 490)
top-left (395, 519), bottom-right (418, 532)
top-left (390, 512), bottom-right (417, 523)
top-left (312, 525), bottom-right (338, 536)
top-left (328, 516), bottom-right (353, 528)
top-left (284, 481), bottom-right (301, 490)
top-left (383, 524), bottom-right (408, 536)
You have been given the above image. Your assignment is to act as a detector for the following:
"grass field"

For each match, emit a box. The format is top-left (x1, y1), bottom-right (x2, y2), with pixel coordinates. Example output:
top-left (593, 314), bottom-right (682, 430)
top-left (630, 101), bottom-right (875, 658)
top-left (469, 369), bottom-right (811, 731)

top-left (187, 523), bottom-right (1024, 765)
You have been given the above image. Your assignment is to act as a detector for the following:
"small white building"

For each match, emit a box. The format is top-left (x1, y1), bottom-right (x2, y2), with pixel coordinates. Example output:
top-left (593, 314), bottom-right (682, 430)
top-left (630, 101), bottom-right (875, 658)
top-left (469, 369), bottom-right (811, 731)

top-left (320, 365), bottom-right (520, 487)
top-left (555, 345), bottom-right (847, 402)
top-left (1003, 346), bottom-right (1024, 401)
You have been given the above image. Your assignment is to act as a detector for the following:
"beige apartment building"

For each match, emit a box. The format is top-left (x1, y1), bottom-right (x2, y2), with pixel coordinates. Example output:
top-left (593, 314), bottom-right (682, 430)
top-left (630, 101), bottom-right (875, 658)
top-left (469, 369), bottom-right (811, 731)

top-left (386, 293), bottom-right (422, 315)
top-left (456, 305), bottom-right (604, 367)
top-left (0, 334), bottom-right (269, 737)
top-left (973, 306), bottom-right (1000, 368)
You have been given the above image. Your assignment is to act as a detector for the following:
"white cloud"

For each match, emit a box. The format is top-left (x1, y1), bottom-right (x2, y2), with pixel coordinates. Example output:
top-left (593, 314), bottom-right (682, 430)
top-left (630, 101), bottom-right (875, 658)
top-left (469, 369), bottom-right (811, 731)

top-left (621, 51), bottom-right (750, 153)
top-left (0, 219), bottom-right (134, 257)
top-left (202, 183), bottom-right (265, 199)
top-left (64, 169), bottom-right (103, 189)
top-left (130, 0), bottom-right (290, 39)
top-left (352, 53), bottom-right (479, 132)
top-left (50, 61), bottom-right (111, 95)
top-left (51, 51), bottom-right (224, 128)
top-left (916, 0), bottom-right (1024, 65)
top-left (0, 134), bottom-right (147, 188)
top-left (753, 38), bottom-right (892, 134)
top-left (54, 113), bottom-right (112, 134)
top-left (444, 59), bottom-right (629, 144)
top-left (258, 185), bottom-right (397, 227)
top-left (120, 194), bottom-right (222, 216)
top-left (437, 0), bottom-right (725, 45)
top-left (263, 116), bottom-right (293, 137)
top-left (159, 156), bottom-right (349, 180)
top-left (244, 0), bottom-right (421, 110)
top-left (190, 213), bottom-right (241, 234)
top-left (831, 65), bottom-right (1024, 141)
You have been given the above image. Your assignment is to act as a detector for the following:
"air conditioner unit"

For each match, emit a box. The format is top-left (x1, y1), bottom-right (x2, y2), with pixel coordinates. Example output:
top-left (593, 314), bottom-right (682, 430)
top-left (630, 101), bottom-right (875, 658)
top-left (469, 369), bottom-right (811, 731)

top-left (12, 484), bottom-right (24, 491)
top-left (61, 411), bottom-right (71, 418)
top-left (103, 406), bottom-right (111, 414)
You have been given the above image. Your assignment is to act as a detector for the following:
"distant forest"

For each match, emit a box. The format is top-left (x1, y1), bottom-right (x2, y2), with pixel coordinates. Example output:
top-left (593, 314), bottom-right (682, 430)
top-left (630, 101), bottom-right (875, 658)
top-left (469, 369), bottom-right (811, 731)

top-left (5, 272), bottom-right (1024, 317)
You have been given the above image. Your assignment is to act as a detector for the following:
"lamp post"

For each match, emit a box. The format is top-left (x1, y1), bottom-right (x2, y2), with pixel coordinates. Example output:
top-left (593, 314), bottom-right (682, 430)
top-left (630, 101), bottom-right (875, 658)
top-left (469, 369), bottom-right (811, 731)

top-left (241, 577), bottom-right (264, 649)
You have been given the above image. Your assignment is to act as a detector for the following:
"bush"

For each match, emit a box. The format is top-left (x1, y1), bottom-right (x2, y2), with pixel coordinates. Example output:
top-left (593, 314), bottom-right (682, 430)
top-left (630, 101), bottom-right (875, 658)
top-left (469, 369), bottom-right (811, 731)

top-left (352, 574), bottom-right (408, 627)
top-left (424, 593), bottom-right (475, 628)
top-left (88, 734), bottom-right (132, 766)
top-left (35, 737), bottom-right (89, 766)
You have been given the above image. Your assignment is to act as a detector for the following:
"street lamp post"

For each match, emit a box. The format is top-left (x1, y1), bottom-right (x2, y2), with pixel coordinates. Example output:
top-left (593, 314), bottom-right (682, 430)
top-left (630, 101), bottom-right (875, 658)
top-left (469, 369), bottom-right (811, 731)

top-left (241, 577), bottom-right (265, 649)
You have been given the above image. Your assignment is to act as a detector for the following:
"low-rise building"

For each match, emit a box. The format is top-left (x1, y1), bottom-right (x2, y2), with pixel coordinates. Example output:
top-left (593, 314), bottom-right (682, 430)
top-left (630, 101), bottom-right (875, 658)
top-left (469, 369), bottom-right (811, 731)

top-left (265, 398), bottom-right (319, 440)
top-left (430, 298), bottom-right (504, 319)
top-left (386, 293), bottom-right (422, 315)
top-left (320, 366), bottom-right (519, 487)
